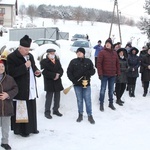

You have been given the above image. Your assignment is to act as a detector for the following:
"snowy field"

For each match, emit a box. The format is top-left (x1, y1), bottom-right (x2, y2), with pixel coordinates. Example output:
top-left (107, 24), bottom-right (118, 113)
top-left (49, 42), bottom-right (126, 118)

top-left (0, 18), bottom-right (150, 150)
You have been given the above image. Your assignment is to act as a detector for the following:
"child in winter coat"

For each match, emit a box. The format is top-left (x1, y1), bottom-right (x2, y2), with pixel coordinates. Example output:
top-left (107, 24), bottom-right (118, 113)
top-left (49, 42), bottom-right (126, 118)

top-left (0, 60), bottom-right (18, 150)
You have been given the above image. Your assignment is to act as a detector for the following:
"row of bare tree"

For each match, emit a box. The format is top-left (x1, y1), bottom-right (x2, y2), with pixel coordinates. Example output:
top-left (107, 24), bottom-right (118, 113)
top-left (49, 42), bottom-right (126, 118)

top-left (19, 4), bottom-right (135, 26)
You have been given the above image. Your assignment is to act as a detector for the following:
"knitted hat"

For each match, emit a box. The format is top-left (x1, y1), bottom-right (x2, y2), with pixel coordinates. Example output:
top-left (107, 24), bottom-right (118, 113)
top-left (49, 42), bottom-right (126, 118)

top-left (76, 47), bottom-right (85, 55)
top-left (46, 49), bottom-right (56, 53)
top-left (20, 35), bottom-right (32, 48)
top-left (105, 38), bottom-right (113, 46)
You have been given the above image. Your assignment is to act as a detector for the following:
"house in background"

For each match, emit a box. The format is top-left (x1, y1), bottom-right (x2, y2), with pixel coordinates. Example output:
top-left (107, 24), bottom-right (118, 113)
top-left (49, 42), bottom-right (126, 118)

top-left (0, 0), bottom-right (17, 27)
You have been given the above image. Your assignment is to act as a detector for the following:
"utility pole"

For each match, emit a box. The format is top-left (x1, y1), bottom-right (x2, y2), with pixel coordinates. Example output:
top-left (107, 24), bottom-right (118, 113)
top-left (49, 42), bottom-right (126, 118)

top-left (109, 0), bottom-right (122, 44)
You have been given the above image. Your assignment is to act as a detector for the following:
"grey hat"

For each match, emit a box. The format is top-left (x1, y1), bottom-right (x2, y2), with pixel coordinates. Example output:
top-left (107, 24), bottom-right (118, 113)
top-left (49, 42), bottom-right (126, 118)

top-left (46, 49), bottom-right (56, 53)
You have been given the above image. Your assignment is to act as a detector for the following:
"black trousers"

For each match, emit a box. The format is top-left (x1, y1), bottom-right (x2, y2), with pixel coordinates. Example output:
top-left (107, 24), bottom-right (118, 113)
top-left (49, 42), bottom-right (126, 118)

top-left (95, 57), bottom-right (97, 68)
top-left (115, 83), bottom-right (126, 100)
top-left (128, 77), bottom-right (137, 85)
top-left (45, 91), bottom-right (60, 114)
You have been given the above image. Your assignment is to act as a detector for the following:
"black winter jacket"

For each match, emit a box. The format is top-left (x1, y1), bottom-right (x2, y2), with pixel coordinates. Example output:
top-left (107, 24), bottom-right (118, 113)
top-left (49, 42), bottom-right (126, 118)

top-left (67, 57), bottom-right (95, 86)
top-left (127, 54), bottom-right (140, 78)
top-left (7, 49), bottom-right (40, 100)
top-left (40, 57), bottom-right (64, 92)
top-left (141, 54), bottom-right (150, 81)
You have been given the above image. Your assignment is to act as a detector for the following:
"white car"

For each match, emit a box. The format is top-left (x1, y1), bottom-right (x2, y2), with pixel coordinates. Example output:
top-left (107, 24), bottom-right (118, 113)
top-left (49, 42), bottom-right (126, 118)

top-left (70, 39), bottom-right (93, 58)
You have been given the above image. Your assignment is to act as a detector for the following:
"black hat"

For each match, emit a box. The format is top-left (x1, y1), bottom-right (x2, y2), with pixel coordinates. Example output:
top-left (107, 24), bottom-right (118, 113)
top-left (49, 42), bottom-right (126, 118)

top-left (76, 47), bottom-right (85, 55)
top-left (105, 38), bottom-right (113, 46)
top-left (46, 49), bottom-right (56, 53)
top-left (20, 35), bottom-right (32, 48)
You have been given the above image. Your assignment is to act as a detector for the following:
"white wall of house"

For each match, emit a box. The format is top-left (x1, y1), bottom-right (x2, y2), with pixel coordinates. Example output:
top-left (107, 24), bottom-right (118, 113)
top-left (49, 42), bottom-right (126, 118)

top-left (0, 0), bottom-right (16, 27)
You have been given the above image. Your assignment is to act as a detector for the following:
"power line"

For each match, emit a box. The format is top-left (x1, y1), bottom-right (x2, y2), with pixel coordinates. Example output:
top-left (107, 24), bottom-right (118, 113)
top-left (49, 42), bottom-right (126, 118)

top-left (119, 0), bottom-right (140, 10)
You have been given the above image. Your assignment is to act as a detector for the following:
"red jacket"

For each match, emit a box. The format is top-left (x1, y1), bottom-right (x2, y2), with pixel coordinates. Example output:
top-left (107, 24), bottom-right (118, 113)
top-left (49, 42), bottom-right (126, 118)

top-left (97, 47), bottom-right (120, 76)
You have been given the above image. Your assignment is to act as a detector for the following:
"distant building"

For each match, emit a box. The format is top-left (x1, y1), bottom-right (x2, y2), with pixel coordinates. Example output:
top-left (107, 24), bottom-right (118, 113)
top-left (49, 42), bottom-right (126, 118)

top-left (0, 0), bottom-right (17, 27)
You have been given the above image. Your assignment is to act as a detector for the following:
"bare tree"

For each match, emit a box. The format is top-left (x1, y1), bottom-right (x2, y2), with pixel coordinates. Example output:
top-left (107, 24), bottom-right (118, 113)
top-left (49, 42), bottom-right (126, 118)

top-left (138, 0), bottom-right (150, 39)
top-left (19, 3), bottom-right (135, 26)
top-left (87, 8), bottom-right (97, 26)
top-left (19, 4), bottom-right (26, 21)
top-left (73, 6), bottom-right (85, 25)
top-left (26, 4), bottom-right (37, 23)
top-left (51, 10), bottom-right (59, 25)
top-left (144, 0), bottom-right (150, 14)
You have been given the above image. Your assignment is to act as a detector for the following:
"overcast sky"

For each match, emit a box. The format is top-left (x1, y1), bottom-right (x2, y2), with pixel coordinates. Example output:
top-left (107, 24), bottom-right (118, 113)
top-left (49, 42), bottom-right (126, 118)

top-left (18, 0), bottom-right (146, 19)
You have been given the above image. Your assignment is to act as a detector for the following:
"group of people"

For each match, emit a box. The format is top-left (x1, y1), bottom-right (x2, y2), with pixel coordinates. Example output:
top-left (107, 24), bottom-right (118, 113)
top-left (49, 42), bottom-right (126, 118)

top-left (0, 34), bottom-right (96, 150)
top-left (0, 34), bottom-right (150, 150)
top-left (93, 38), bottom-right (150, 111)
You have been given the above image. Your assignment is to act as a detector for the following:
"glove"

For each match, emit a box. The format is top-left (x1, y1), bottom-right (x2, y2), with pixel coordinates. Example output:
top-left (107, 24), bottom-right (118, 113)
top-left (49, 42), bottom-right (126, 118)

top-left (54, 73), bottom-right (60, 80)
top-left (99, 75), bottom-right (103, 80)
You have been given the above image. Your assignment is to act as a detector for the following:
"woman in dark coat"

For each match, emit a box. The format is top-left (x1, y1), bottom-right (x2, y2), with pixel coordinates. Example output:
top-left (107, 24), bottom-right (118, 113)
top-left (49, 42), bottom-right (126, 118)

top-left (40, 49), bottom-right (64, 119)
top-left (0, 60), bottom-right (18, 150)
top-left (115, 48), bottom-right (128, 105)
top-left (141, 49), bottom-right (150, 97)
top-left (127, 47), bottom-right (140, 97)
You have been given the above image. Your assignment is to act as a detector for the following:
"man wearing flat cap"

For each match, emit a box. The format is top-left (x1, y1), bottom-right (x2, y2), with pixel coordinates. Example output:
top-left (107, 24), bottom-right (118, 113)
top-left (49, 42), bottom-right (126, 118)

top-left (40, 48), bottom-right (64, 119)
top-left (7, 35), bottom-right (41, 137)
top-left (67, 47), bottom-right (96, 124)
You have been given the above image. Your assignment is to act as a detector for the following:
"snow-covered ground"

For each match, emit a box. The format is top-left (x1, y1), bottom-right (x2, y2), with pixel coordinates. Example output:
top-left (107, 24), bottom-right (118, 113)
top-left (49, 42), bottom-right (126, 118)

top-left (0, 18), bottom-right (150, 150)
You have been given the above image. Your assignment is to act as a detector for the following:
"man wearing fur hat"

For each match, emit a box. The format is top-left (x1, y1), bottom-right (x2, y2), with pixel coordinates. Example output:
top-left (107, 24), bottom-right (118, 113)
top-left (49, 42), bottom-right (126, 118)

top-left (97, 38), bottom-right (120, 111)
top-left (7, 35), bottom-right (41, 137)
top-left (67, 47), bottom-right (95, 124)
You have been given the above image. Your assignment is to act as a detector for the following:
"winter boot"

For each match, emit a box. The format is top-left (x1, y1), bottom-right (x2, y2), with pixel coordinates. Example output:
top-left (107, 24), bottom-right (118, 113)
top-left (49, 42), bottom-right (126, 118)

top-left (143, 92), bottom-right (147, 97)
top-left (108, 103), bottom-right (116, 110)
top-left (88, 115), bottom-right (95, 124)
top-left (100, 104), bottom-right (104, 112)
top-left (76, 114), bottom-right (83, 122)
top-left (116, 99), bottom-right (123, 106)
top-left (1, 144), bottom-right (11, 150)
top-left (143, 88), bottom-right (147, 97)
top-left (53, 111), bottom-right (63, 117)
top-left (44, 111), bottom-right (52, 119)
top-left (120, 99), bottom-right (125, 103)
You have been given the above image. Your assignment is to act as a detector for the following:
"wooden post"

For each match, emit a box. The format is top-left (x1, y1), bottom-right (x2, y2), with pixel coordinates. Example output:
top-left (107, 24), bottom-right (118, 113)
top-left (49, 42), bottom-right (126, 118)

top-left (109, 0), bottom-right (122, 43)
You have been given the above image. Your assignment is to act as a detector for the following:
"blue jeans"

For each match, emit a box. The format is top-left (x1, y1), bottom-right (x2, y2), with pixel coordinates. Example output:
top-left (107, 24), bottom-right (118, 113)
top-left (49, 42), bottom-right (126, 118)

top-left (74, 86), bottom-right (92, 116)
top-left (99, 76), bottom-right (116, 104)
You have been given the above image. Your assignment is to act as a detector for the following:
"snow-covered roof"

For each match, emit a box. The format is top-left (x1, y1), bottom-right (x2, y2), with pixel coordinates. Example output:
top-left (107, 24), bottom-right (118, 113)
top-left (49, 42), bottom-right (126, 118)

top-left (0, 0), bottom-right (16, 5)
